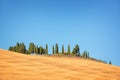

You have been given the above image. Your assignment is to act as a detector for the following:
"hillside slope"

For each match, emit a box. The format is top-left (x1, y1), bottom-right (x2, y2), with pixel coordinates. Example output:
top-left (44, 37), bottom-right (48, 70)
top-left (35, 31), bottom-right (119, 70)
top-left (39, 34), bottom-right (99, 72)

top-left (0, 49), bottom-right (120, 80)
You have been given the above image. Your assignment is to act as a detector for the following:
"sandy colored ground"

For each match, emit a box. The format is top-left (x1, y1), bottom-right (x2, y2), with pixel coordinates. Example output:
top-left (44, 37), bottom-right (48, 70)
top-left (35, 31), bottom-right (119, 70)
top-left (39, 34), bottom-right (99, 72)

top-left (0, 49), bottom-right (120, 80)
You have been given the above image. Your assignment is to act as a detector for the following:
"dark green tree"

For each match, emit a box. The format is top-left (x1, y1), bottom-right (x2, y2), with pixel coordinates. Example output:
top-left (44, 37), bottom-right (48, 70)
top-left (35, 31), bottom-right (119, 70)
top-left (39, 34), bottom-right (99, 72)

top-left (39, 46), bottom-right (46, 55)
top-left (55, 43), bottom-right (59, 54)
top-left (72, 48), bottom-right (76, 54)
top-left (52, 45), bottom-right (54, 54)
top-left (68, 44), bottom-right (70, 55)
top-left (72, 44), bottom-right (80, 55)
top-left (39, 46), bottom-right (42, 54)
top-left (45, 44), bottom-right (48, 55)
top-left (9, 46), bottom-right (14, 51)
top-left (28, 43), bottom-right (35, 54)
top-left (19, 43), bottom-right (26, 53)
top-left (35, 45), bottom-right (39, 54)
top-left (75, 44), bottom-right (80, 53)
top-left (16, 42), bottom-right (20, 52)
top-left (13, 46), bottom-right (16, 52)
top-left (82, 50), bottom-right (89, 58)
top-left (109, 61), bottom-right (112, 65)
top-left (62, 45), bottom-right (64, 54)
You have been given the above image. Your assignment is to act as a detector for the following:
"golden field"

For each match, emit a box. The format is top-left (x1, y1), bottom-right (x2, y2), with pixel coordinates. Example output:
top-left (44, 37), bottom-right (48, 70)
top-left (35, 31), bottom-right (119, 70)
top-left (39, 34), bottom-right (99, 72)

top-left (0, 49), bottom-right (120, 80)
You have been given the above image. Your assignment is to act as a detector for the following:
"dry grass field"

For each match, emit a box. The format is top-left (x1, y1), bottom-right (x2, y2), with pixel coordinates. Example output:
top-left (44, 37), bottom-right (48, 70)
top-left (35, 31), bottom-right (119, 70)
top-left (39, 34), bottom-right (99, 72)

top-left (0, 49), bottom-right (120, 80)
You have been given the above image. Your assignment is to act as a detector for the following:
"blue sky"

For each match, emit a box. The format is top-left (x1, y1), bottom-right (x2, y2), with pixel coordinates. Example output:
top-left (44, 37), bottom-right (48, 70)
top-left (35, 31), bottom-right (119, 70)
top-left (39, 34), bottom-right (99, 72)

top-left (0, 0), bottom-right (120, 66)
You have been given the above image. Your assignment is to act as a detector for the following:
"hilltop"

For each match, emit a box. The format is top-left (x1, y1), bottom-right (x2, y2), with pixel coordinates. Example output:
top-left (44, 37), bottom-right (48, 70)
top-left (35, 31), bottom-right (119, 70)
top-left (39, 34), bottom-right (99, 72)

top-left (0, 49), bottom-right (120, 80)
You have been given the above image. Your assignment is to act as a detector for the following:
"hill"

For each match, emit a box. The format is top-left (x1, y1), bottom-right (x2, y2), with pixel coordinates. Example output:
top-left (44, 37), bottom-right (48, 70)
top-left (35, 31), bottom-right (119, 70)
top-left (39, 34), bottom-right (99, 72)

top-left (0, 49), bottom-right (120, 80)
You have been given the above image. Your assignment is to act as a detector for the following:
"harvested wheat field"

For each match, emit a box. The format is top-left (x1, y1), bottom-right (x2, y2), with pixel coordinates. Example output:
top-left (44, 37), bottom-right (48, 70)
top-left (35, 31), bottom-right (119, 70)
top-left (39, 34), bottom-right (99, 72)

top-left (0, 49), bottom-right (120, 80)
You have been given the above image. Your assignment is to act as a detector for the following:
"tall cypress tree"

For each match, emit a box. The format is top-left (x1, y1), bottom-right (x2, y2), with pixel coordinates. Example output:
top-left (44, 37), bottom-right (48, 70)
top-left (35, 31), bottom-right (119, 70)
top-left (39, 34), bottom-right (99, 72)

top-left (109, 61), bottom-right (112, 65)
top-left (62, 45), bottom-right (64, 54)
top-left (39, 46), bottom-right (42, 54)
top-left (82, 50), bottom-right (89, 58)
top-left (45, 44), bottom-right (48, 55)
top-left (68, 44), bottom-right (70, 55)
top-left (16, 42), bottom-right (20, 52)
top-left (52, 45), bottom-right (54, 54)
top-left (55, 43), bottom-right (59, 54)
top-left (35, 45), bottom-right (39, 54)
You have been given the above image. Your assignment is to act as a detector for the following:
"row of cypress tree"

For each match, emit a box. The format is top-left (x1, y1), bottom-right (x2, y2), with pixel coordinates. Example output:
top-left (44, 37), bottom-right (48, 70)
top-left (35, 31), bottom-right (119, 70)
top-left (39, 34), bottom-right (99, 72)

top-left (8, 42), bottom-right (89, 58)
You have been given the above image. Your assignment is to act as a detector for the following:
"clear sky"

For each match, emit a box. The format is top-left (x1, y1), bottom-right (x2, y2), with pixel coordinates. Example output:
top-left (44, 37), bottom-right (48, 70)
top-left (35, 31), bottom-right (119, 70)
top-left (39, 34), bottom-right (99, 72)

top-left (0, 0), bottom-right (120, 66)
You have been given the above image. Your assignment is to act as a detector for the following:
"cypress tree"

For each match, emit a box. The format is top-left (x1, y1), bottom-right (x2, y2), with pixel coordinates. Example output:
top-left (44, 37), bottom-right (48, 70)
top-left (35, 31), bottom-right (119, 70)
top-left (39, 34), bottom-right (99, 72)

top-left (62, 45), bottom-right (64, 54)
top-left (13, 46), bottom-right (16, 52)
top-left (35, 45), bottom-right (39, 54)
top-left (19, 43), bottom-right (26, 53)
top-left (39, 46), bottom-right (46, 54)
top-left (16, 42), bottom-right (20, 52)
top-left (52, 45), bottom-right (54, 54)
top-left (109, 61), bottom-right (112, 65)
top-left (39, 46), bottom-right (42, 54)
top-left (68, 44), bottom-right (70, 55)
top-left (55, 43), bottom-right (59, 54)
top-left (45, 44), bottom-right (48, 55)
top-left (72, 44), bottom-right (80, 56)
top-left (28, 43), bottom-right (35, 54)
top-left (75, 44), bottom-right (80, 53)
top-left (82, 50), bottom-right (89, 58)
